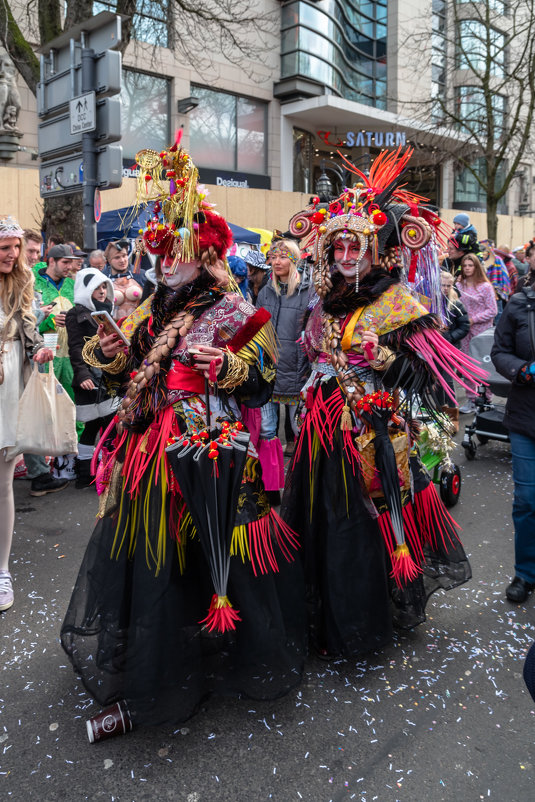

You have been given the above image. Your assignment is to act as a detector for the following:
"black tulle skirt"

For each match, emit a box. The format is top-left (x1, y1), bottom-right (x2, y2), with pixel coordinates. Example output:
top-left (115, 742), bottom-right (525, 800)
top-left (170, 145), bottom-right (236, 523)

top-left (281, 383), bottom-right (471, 659)
top-left (61, 458), bottom-right (306, 726)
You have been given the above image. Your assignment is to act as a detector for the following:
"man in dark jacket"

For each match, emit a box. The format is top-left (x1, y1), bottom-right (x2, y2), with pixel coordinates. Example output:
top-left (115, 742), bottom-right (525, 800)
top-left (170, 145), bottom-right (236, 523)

top-left (491, 283), bottom-right (535, 602)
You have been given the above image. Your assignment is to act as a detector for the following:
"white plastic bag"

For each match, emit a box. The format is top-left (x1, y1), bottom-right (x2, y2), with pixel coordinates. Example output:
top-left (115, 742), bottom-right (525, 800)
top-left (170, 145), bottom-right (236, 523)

top-left (5, 363), bottom-right (77, 458)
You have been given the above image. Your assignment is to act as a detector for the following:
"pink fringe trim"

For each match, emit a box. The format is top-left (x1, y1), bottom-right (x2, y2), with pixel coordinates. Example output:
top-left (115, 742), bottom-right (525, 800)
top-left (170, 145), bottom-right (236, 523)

top-left (407, 329), bottom-right (488, 403)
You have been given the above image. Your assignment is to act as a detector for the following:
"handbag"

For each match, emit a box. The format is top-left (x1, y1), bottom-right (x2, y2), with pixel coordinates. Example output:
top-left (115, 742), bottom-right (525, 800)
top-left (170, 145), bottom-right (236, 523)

top-left (5, 362), bottom-right (77, 458)
top-left (355, 430), bottom-right (411, 497)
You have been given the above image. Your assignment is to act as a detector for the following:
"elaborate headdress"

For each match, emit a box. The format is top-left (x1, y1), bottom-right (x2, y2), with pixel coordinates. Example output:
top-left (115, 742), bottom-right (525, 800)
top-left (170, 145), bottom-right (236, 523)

top-left (287, 147), bottom-right (448, 302)
top-left (130, 131), bottom-right (233, 274)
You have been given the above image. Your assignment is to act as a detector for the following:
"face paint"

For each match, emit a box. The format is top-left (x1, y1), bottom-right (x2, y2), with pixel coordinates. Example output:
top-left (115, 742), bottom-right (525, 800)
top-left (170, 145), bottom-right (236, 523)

top-left (161, 255), bottom-right (201, 288)
top-left (332, 238), bottom-right (372, 283)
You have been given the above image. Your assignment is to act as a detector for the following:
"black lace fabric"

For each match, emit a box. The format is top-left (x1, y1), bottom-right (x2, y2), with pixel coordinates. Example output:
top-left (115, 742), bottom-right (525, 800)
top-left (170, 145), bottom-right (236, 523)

top-left (281, 380), bottom-right (471, 659)
top-left (61, 464), bottom-right (306, 726)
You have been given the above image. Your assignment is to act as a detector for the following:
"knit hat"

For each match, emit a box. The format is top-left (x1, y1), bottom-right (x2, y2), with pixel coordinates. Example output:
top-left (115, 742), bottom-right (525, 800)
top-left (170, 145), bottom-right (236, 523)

top-left (453, 213), bottom-right (470, 228)
top-left (0, 215), bottom-right (24, 239)
top-left (227, 254), bottom-right (248, 278)
top-left (243, 250), bottom-right (268, 270)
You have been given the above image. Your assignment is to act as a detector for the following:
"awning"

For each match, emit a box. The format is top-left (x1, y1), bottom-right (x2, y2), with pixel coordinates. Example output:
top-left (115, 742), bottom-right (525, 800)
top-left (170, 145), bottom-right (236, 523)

top-left (97, 206), bottom-right (260, 249)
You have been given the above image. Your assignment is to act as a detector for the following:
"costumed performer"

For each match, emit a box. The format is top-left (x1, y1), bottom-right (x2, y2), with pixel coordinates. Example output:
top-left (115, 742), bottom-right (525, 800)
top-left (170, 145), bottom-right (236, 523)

top-left (60, 136), bottom-right (306, 735)
top-left (281, 147), bottom-right (485, 659)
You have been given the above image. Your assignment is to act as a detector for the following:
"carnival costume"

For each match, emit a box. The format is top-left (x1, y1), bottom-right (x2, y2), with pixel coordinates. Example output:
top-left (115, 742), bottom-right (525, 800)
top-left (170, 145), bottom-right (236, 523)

top-left (61, 137), bottom-right (305, 728)
top-left (281, 148), bottom-right (484, 658)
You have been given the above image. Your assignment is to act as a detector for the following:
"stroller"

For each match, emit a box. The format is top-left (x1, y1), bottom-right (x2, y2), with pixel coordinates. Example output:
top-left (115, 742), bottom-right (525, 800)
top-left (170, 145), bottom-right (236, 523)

top-left (461, 328), bottom-right (511, 460)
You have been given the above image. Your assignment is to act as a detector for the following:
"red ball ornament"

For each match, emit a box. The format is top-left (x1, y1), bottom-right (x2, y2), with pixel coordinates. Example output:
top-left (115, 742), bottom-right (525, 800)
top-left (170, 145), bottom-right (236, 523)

top-left (372, 211), bottom-right (387, 226)
top-left (311, 212), bottom-right (324, 224)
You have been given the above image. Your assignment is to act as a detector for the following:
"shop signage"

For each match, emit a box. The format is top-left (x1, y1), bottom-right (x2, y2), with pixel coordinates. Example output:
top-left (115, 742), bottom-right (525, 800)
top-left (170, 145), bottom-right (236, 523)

top-left (121, 163), bottom-right (271, 190)
top-left (198, 168), bottom-right (271, 190)
top-left (317, 130), bottom-right (407, 148)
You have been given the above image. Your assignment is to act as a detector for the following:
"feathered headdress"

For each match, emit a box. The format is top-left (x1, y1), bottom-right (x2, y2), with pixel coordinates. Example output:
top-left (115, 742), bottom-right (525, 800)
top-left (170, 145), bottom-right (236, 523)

top-left (287, 147), bottom-right (449, 305)
top-left (129, 130), bottom-right (232, 274)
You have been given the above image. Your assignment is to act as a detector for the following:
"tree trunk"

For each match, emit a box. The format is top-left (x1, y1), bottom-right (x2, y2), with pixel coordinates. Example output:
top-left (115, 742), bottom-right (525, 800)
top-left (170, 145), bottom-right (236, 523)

top-left (42, 193), bottom-right (84, 245)
top-left (0, 4), bottom-right (40, 93)
top-left (38, 0), bottom-right (62, 46)
top-left (486, 196), bottom-right (498, 244)
top-left (64, 1), bottom-right (93, 30)
top-left (116, 0), bottom-right (136, 53)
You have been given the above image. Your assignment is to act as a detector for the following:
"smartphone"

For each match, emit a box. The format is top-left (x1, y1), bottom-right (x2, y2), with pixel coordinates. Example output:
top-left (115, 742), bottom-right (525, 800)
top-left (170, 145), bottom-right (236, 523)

top-left (91, 310), bottom-right (130, 346)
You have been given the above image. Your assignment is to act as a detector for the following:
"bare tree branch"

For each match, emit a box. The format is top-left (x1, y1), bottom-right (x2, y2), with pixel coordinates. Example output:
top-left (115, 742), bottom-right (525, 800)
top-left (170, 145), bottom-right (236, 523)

top-left (398, 0), bottom-right (535, 239)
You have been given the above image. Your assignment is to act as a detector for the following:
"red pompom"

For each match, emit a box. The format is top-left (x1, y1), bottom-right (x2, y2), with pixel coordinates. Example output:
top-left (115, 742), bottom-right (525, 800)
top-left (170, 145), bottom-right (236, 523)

top-left (372, 211), bottom-right (387, 226)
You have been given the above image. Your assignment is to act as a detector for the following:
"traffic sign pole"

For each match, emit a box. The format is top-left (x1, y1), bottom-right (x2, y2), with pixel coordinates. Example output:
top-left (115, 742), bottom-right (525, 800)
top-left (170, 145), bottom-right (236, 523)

top-left (81, 47), bottom-right (97, 251)
top-left (37, 12), bottom-right (124, 239)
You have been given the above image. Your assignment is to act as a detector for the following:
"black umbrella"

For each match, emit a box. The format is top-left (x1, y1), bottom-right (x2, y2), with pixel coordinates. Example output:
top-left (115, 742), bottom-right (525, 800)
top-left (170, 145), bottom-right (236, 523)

top-left (356, 391), bottom-right (420, 586)
top-left (166, 426), bottom-right (250, 632)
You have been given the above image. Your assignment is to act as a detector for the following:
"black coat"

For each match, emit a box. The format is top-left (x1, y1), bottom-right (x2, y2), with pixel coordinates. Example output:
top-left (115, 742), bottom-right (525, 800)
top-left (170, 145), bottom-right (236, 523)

top-left (491, 287), bottom-right (535, 440)
top-left (65, 304), bottom-right (112, 407)
top-left (442, 297), bottom-right (470, 345)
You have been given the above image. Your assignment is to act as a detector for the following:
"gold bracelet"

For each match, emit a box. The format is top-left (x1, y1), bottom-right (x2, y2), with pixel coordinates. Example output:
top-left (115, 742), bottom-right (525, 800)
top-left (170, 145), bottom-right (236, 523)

top-left (368, 345), bottom-right (396, 372)
top-left (82, 334), bottom-right (128, 375)
top-left (217, 348), bottom-right (249, 390)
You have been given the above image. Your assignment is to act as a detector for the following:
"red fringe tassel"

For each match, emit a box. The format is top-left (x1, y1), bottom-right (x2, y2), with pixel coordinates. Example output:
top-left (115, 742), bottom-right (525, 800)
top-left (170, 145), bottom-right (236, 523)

top-left (199, 594), bottom-right (241, 633)
top-left (412, 482), bottom-right (460, 550)
top-left (248, 508), bottom-right (300, 577)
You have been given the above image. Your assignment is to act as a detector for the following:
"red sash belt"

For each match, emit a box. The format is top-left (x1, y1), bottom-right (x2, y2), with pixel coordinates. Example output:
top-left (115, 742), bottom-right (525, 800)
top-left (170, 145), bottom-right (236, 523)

top-left (167, 362), bottom-right (205, 393)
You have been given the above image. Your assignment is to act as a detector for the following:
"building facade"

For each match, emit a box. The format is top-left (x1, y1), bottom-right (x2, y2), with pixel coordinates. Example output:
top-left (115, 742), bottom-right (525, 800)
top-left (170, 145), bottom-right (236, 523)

top-left (2, 0), bottom-right (535, 243)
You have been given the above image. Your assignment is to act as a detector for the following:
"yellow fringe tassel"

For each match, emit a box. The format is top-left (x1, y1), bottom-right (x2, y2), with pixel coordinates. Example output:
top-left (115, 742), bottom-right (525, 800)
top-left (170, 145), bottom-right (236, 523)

top-left (309, 431), bottom-right (320, 520)
top-left (231, 524), bottom-right (251, 562)
top-left (236, 321), bottom-right (278, 365)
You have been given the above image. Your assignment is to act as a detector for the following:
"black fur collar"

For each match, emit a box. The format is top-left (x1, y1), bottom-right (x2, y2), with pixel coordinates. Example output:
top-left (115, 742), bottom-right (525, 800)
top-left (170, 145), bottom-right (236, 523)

top-left (322, 268), bottom-right (401, 316)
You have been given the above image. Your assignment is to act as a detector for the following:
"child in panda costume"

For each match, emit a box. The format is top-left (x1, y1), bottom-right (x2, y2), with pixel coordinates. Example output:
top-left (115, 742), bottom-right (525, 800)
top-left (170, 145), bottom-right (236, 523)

top-left (65, 269), bottom-right (121, 488)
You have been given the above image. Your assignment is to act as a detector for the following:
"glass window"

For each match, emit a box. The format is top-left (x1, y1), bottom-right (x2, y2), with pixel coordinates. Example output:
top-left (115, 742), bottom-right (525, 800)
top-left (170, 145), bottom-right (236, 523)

top-left (458, 20), bottom-right (505, 76)
top-left (280, 0), bottom-right (388, 110)
top-left (456, 0), bottom-right (506, 13)
top-left (189, 86), bottom-right (267, 174)
top-left (120, 69), bottom-right (170, 161)
top-left (456, 86), bottom-right (506, 141)
top-left (454, 157), bottom-right (507, 212)
top-left (293, 128), bottom-right (314, 193)
top-left (94, 0), bottom-right (169, 47)
top-left (237, 97), bottom-right (266, 174)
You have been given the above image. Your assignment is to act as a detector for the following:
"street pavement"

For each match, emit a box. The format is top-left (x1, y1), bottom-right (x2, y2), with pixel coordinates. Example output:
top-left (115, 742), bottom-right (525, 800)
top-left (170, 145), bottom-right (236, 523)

top-left (1, 429), bottom-right (534, 802)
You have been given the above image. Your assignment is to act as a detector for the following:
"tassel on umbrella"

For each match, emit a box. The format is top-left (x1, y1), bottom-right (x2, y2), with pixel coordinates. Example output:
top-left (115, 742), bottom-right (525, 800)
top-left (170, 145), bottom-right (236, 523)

top-left (356, 391), bottom-right (421, 586)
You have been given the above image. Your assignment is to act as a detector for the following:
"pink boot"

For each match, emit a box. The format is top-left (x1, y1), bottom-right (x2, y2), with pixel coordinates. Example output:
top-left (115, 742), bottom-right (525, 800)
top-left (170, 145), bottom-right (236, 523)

top-left (257, 437), bottom-right (285, 491)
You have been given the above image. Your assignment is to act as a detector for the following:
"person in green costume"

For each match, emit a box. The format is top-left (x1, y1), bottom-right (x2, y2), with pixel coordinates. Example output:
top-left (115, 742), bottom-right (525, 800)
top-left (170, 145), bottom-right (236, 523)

top-left (33, 244), bottom-right (81, 400)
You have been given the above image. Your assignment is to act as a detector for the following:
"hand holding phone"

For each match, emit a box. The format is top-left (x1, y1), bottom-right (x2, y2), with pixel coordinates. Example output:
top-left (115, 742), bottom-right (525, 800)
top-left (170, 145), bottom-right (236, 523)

top-left (91, 310), bottom-right (130, 346)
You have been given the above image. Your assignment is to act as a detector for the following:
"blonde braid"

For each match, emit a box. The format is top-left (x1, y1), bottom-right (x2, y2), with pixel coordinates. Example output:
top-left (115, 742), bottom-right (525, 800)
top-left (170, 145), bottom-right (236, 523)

top-left (118, 311), bottom-right (195, 425)
top-left (323, 314), bottom-right (365, 413)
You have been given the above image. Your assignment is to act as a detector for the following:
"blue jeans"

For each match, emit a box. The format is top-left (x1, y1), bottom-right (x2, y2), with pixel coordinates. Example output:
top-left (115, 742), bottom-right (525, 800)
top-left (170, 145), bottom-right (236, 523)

top-left (509, 431), bottom-right (535, 583)
top-left (24, 453), bottom-right (49, 479)
top-left (260, 400), bottom-right (299, 440)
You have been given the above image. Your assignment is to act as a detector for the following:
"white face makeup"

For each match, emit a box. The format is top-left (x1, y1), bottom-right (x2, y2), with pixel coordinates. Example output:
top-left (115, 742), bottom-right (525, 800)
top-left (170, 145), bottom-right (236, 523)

top-left (161, 255), bottom-right (201, 288)
top-left (332, 238), bottom-right (372, 282)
